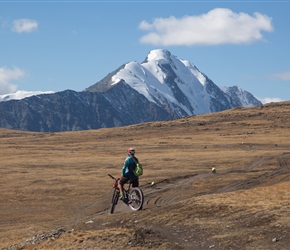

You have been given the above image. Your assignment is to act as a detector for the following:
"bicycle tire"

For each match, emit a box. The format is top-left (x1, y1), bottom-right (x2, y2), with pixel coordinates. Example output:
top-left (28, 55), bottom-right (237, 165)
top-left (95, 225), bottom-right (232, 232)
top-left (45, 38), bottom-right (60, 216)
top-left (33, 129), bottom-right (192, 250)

top-left (110, 189), bottom-right (119, 214)
top-left (128, 187), bottom-right (144, 211)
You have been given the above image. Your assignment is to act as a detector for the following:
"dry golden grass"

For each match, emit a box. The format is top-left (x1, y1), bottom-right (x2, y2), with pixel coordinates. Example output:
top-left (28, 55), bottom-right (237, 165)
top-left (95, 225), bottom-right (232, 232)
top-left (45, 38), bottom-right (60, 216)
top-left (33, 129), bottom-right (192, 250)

top-left (1, 101), bottom-right (290, 249)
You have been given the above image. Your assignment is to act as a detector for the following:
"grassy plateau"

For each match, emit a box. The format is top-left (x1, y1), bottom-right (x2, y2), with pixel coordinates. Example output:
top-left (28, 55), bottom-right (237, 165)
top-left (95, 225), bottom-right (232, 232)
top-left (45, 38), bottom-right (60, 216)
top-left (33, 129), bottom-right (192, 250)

top-left (1, 101), bottom-right (290, 249)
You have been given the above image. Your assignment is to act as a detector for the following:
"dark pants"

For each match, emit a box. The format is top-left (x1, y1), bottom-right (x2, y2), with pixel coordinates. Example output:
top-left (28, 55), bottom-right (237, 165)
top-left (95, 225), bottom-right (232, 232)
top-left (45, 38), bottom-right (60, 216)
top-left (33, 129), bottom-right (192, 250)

top-left (119, 176), bottom-right (139, 187)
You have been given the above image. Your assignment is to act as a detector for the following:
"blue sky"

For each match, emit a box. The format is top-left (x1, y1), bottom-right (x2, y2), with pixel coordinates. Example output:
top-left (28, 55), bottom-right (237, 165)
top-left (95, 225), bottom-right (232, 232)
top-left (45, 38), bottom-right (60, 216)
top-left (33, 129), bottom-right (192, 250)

top-left (0, 1), bottom-right (290, 103)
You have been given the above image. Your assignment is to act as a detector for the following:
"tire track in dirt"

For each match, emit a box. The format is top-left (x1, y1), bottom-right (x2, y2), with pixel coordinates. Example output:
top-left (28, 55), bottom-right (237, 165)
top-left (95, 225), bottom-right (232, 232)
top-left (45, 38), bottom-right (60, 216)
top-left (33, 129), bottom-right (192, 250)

top-left (141, 174), bottom-right (204, 208)
top-left (70, 153), bottom-right (290, 218)
top-left (140, 153), bottom-right (290, 210)
top-left (205, 152), bottom-right (290, 194)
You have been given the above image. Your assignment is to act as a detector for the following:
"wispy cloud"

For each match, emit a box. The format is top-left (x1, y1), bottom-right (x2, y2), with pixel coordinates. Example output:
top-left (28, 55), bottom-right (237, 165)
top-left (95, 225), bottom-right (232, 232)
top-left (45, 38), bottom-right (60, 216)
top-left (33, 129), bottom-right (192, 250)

top-left (0, 67), bottom-right (25, 94)
top-left (270, 71), bottom-right (290, 81)
top-left (139, 8), bottom-right (273, 46)
top-left (12, 19), bottom-right (38, 33)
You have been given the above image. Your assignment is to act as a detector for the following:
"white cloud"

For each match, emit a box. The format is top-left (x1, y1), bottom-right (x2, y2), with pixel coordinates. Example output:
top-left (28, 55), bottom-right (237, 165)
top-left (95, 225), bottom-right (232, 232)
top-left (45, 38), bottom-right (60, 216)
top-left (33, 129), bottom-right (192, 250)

top-left (258, 97), bottom-right (284, 104)
top-left (270, 71), bottom-right (290, 81)
top-left (12, 19), bottom-right (38, 33)
top-left (139, 8), bottom-right (273, 46)
top-left (0, 67), bottom-right (25, 94)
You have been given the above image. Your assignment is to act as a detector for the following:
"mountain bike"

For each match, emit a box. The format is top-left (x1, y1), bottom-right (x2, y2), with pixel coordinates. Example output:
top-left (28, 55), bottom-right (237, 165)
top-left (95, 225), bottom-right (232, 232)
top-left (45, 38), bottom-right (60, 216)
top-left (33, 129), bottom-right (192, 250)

top-left (108, 174), bottom-right (144, 214)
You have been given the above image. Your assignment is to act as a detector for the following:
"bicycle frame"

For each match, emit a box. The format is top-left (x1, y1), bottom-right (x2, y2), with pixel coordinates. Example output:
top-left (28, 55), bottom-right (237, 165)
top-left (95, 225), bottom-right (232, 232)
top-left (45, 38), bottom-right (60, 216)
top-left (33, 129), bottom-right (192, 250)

top-left (109, 174), bottom-right (131, 200)
top-left (108, 174), bottom-right (144, 214)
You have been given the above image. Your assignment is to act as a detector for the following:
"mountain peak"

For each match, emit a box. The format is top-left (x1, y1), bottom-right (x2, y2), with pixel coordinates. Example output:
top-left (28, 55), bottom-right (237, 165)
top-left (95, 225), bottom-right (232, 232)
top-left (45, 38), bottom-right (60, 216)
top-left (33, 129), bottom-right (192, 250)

top-left (148, 49), bottom-right (171, 60)
top-left (143, 49), bottom-right (172, 64)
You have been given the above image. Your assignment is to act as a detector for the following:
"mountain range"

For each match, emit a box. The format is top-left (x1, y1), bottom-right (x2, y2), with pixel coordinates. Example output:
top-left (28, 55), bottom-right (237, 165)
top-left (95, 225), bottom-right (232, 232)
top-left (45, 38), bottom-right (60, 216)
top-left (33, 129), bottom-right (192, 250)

top-left (0, 49), bottom-right (261, 132)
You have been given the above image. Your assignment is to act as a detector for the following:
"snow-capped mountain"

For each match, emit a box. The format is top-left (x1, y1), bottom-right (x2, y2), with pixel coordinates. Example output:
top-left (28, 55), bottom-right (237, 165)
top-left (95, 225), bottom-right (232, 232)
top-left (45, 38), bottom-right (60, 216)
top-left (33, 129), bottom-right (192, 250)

top-left (221, 86), bottom-right (261, 107)
top-left (86, 49), bottom-right (261, 117)
top-left (0, 49), bottom-right (261, 132)
top-left (0, 90), bottom-right (54, 102)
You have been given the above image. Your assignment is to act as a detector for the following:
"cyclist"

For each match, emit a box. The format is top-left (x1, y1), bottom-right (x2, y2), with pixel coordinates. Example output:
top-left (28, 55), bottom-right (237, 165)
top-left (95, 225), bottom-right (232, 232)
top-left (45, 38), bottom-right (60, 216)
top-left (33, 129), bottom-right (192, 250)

top-left (118, 148), bottom-right (139, 203)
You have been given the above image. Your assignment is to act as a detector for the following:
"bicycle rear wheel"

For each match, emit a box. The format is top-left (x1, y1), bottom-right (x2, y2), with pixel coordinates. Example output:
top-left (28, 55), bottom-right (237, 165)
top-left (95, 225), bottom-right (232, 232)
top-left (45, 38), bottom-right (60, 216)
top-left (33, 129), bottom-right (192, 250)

top-left (110, 189), bottom-right (119, 214)
top-left (128, 187), bottom-right (144, 211)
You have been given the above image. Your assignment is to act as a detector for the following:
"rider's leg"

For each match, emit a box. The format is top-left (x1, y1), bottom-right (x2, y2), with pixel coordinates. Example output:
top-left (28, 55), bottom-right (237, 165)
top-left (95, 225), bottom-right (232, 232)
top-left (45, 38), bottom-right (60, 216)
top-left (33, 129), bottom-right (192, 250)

top-left (118, 181), bottom-right (123, 197)
top-left (118, 176), bottom-right (128, 198)
top-left (118, 184), bottom-right (123, 197)
top-left (132, 178), bottom-right (139, 187)
top-left (127, 178), bottom-right (139, 203)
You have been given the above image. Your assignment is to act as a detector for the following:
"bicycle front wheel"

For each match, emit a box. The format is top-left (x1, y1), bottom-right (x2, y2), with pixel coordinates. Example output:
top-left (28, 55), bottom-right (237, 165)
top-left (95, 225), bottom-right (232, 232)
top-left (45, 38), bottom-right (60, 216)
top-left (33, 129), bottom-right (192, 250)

top-left (110, 189), bottom-right (119, 214)
top-left (128, 187), bottom-right (144, 211)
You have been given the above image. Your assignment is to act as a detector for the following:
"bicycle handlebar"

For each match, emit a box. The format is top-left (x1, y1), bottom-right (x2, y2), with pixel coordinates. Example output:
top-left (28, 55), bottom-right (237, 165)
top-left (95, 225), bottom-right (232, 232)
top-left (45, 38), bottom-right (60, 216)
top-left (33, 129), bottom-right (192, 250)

top-left (108, 174), bottom-right (116, 180)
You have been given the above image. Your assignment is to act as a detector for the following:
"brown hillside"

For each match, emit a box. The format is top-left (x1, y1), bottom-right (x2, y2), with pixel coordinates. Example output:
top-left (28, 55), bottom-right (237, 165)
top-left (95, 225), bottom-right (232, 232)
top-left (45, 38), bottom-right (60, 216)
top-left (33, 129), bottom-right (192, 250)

top-left (1, 101), bottom-right (290, 249)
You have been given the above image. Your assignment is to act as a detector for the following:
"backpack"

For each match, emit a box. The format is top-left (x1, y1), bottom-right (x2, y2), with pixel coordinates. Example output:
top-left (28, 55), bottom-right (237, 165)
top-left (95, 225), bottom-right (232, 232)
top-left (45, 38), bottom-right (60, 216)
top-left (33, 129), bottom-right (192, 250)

top-left (132, 158), bottom-right (143, 177)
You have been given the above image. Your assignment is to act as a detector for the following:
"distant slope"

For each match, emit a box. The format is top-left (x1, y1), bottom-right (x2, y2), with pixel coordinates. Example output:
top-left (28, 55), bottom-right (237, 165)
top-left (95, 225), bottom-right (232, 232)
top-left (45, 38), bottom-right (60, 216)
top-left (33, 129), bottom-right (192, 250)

top-left (0, 86), bottom-right (171, 132)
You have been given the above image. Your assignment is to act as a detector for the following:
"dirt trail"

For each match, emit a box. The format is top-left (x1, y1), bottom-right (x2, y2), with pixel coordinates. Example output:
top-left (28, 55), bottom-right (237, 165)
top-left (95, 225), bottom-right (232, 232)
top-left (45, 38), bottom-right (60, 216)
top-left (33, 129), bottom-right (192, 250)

top-left (62, 152), bottom-right (290, 220)
top-left (70, 152), bottom-right (290, 219)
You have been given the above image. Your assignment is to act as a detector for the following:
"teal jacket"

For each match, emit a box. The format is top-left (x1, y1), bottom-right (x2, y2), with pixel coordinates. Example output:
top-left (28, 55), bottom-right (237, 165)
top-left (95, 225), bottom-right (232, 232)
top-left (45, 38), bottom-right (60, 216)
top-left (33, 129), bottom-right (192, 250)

top-left (122, 156), bottom-right (139, 180)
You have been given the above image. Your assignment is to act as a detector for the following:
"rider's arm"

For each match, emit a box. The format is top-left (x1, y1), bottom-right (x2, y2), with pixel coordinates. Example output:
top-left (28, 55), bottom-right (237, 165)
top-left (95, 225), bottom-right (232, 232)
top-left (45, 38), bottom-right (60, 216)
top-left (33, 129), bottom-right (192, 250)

top-left (122, 165), bottom-right (126, 176)
top-left (122, 157), bottom-right (130, 176)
